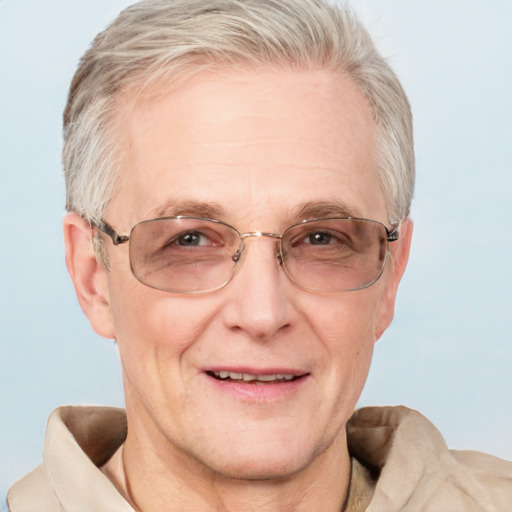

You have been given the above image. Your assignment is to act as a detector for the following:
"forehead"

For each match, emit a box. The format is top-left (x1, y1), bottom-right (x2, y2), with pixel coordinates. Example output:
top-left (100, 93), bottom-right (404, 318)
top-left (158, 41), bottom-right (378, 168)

top-left (109, 66), bottom-right (385, 227)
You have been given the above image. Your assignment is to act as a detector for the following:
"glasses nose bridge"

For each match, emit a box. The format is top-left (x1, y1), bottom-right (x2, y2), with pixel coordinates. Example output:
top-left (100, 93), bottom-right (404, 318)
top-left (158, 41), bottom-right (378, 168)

top-left (233, 231), bottom-right (283, 265)
top-left (240, 231), bottom-right (282, 241)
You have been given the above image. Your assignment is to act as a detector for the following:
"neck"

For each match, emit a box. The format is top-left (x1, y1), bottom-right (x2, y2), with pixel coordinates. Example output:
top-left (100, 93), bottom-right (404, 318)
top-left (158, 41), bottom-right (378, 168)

top-left (120, 409), bottom-right (351, 512)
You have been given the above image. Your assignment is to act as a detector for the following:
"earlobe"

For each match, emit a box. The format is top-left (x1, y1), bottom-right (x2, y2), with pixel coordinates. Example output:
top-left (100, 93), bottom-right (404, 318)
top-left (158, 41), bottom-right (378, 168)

top-left (63, 212), bottom-right (115, 339)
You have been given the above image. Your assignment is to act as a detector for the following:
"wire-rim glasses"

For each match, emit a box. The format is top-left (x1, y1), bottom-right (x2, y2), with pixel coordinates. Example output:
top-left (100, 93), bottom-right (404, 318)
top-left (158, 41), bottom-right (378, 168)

top-left (93, 216), bottom-right (400, 294)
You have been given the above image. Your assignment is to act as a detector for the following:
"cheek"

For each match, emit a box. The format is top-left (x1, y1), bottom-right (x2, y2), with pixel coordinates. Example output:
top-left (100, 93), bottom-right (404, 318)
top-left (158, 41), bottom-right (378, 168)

top-left (308, 290), bottom-right (381, 349)
top-left (305, 291), bottom-right (382, 386)
top-left (298, 294), bottom-right (378, 440)
top-left (109, 291), bottom-right (222, 424)
top-left (107, 275), bottom-right (215, 379)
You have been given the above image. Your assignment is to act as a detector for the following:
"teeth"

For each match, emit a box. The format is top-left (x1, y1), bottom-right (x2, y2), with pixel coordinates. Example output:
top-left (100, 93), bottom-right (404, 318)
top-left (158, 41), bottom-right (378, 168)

top-left (257, 374), bottom-right (278, 382)
top-left (212, 371), bottom-right (296, 382)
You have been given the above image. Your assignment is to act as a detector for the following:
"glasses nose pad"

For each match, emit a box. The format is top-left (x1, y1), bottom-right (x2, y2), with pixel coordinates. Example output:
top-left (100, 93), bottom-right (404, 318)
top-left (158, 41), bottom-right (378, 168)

top-left (276, 247), bottom-right (284, 266)
top-left (232, 241), bottom-right (245, 264)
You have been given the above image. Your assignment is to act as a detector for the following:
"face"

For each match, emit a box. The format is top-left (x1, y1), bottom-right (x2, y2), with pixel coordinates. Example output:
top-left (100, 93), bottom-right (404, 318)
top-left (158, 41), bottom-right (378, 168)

top-left (77, 67), bottom-right (410, 480)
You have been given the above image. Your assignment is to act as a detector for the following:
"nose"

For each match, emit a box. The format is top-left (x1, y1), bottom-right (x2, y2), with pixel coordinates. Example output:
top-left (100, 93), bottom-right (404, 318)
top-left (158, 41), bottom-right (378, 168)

top-left (221, 235), bottom-right (293, 340)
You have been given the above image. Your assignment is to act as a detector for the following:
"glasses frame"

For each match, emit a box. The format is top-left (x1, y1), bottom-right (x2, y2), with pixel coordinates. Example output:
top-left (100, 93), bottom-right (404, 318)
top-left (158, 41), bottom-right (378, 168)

top-left (92, 216), bottom-right (400, 294)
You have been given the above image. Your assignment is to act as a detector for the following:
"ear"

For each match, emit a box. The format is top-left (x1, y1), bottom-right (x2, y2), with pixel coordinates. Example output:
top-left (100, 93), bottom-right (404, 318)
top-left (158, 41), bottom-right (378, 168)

top-left (374, 217), bottom-right (413, 340)
top-left (63, 212), bottom-right (115, 339)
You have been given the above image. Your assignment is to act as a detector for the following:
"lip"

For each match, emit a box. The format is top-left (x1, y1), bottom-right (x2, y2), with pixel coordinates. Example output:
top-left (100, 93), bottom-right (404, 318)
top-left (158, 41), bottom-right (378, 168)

top-left (203, 366), bottom-right (310, 401)
top-left (206, 366), bottom-right (307, 377)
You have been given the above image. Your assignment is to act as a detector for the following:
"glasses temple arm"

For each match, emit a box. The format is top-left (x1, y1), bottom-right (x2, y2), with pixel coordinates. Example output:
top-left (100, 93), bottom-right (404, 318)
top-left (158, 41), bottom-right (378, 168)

top-left (92, 220), bottom-right (130, 245)
top-left (387, 224), bottom-right (401, 242)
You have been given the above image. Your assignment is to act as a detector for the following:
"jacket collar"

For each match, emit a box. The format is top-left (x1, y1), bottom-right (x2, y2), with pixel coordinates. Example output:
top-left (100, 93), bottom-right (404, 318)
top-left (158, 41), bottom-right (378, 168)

top-left (43, 406), bottom-right (133, 511)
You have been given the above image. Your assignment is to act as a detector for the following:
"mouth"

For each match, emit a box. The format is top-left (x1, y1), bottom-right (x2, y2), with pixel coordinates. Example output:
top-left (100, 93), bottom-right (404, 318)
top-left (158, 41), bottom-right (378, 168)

top-left (206, 370), bottom-right (305, 384)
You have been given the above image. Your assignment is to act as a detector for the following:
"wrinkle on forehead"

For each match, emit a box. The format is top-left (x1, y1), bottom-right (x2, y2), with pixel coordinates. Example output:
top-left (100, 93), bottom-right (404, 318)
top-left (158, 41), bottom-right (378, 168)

top-left (119, 67), bottom-right (375, 146)
top-left (110, 66), bottom-right (385, 229)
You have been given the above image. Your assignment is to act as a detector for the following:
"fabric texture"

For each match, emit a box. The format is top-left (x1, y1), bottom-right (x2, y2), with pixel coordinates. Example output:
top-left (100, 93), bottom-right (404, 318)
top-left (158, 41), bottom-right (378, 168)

top-left (7, 405), bottom-right (512, 511)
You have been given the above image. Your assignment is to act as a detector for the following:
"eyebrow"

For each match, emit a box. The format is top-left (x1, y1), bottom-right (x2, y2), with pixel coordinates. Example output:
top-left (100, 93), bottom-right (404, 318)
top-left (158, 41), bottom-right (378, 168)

top-left (145, 198), bottom-right (362, 224)
top-left (147, 199), bottom-right (226, 220)
top-left (293, 200), bottom-right (363, 220)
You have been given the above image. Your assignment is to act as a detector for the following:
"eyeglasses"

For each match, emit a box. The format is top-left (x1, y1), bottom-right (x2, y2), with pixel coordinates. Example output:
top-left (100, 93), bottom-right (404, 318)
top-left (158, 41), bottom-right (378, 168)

top-left (93, 216), bottom-right (400, 294)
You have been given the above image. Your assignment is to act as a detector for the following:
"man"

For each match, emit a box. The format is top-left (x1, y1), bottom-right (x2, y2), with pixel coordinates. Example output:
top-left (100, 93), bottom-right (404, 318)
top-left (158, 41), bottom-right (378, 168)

top-left (7, 0), bottom-right (511, 510)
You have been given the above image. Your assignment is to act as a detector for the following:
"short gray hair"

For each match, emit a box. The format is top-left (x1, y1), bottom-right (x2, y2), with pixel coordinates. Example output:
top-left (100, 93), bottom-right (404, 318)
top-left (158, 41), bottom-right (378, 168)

top-left (63, 0), bottom-right (414, 226)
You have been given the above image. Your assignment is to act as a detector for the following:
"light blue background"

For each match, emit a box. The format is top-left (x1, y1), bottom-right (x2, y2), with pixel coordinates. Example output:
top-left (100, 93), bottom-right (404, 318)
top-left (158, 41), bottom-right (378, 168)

top-left (1, 0), bottom-right (511, 503)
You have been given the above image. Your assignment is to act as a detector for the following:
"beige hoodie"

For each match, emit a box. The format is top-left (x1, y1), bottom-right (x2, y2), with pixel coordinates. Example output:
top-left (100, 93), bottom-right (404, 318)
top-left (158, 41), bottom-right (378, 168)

top-left (7, 406), bottom-right (512, 511)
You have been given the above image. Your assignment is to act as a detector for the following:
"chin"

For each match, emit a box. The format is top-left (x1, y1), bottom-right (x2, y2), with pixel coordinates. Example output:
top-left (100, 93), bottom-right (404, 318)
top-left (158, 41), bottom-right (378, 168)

top-left (207, 452), bottom-right (312, 482)
top-left (187, 428), bottom-right (330, 482)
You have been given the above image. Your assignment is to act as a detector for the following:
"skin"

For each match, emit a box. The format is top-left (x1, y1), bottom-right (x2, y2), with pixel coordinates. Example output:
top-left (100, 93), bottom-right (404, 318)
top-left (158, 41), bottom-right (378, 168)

top-left (64, 66), bottom-right (412, 511)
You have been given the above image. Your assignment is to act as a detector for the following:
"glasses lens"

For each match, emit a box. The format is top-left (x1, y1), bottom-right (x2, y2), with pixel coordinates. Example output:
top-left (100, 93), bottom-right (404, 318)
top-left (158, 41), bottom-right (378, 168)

top-left (282, 218), bottom-right (388, 292)
top-left (129, 218), bottom-right (240, 293)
